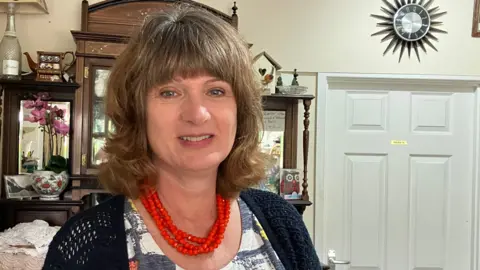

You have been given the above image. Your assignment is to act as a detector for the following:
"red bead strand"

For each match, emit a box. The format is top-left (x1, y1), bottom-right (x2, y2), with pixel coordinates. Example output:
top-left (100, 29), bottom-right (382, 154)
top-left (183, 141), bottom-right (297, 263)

top-left (140, 188), bottom-right (231, 256)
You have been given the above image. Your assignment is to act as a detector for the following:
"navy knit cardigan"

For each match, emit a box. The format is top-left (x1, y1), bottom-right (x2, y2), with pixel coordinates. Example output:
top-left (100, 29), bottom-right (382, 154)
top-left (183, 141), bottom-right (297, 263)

top-left (42, 189), bottom-right (323, 270)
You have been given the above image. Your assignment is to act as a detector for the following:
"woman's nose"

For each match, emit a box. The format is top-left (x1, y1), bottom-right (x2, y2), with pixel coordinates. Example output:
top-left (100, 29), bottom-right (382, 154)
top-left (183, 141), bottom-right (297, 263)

top-left (180, 97), bottom-right (211, 125)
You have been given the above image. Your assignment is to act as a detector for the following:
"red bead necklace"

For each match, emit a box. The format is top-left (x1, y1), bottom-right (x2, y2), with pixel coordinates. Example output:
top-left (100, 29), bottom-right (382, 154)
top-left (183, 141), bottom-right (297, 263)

top-left (140, 188), bottom-right (231, 256)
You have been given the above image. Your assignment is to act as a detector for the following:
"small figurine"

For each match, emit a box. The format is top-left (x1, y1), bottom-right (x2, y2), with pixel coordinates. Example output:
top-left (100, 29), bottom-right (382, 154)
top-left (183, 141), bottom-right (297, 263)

top-left (259, 66), bottom-right (274, 86)
top-left (276, 76), bottom-right (283, 86)
top-left (275, 76), bottom-right (283, 94)
top-left (280, 168), bottom-right (301, 200)
top-left (291, 69), bottom-right (299, 86)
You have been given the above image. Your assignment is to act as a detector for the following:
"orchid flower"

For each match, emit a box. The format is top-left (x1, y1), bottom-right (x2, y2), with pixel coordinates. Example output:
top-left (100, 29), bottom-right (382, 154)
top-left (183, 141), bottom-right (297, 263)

top-left (23, 92), bottom-right (70, 160)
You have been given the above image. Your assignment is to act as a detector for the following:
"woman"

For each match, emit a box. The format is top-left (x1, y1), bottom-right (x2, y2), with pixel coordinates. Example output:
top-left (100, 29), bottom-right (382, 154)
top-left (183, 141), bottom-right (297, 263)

top-left (43, 4), bottom-right (322, 270)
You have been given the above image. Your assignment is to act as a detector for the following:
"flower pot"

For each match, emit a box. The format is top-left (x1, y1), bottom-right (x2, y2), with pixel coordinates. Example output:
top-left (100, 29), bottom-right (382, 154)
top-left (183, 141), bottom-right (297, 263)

top-left (31, 170), bottom-right (69, 200)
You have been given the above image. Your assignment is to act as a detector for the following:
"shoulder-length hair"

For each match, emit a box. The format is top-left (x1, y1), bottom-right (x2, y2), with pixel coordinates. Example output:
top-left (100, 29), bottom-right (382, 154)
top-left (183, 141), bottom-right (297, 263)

top-left (98, 4), bottom-right (266, 199)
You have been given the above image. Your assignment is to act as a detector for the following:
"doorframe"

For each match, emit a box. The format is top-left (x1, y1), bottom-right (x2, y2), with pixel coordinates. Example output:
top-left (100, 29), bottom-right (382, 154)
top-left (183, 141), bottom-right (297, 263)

top-left (314, 72), bottom-right (480, 268)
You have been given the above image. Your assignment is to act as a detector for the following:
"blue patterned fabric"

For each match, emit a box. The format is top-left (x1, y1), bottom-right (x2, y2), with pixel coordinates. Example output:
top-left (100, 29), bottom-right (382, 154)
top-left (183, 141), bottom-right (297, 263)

top-left (42, 189), bottom-right (323, 270)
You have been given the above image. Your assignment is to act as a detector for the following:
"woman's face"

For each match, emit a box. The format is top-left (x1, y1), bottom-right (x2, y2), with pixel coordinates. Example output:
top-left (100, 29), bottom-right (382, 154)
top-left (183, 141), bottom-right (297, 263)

top-left (146, 75), bottom-right (237, 174)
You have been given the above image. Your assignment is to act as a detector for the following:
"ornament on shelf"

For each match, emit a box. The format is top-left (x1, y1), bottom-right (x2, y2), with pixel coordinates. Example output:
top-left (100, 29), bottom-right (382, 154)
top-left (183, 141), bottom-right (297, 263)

top-left (276, 69), bottom-right (307, 95)
top-left (280, 168), bottom-right (301, 200)
top-left (252, 51), bottom-right (282, 95)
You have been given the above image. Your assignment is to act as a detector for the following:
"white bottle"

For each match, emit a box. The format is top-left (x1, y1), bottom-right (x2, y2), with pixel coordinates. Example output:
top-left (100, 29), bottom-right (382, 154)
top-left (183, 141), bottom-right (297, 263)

top-left (0, 3), bottom-right (21, 80)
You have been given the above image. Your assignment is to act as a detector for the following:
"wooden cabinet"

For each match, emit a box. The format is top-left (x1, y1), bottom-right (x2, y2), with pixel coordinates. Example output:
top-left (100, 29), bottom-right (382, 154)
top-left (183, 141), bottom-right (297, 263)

top-left (261, 94), bottom-right (314, 214)
top-left (0, 77), bottom-right (85, 229)
top-left (0, 77), bottom-right (80, 197)
top-left (0, 199), bottom-right (83, 231)
top-left (81, 58), bottom-right (115, 174)
top-left (69, 32), bottom-right (122, 176)
top-left (69, 0), bottom-right (315, 214)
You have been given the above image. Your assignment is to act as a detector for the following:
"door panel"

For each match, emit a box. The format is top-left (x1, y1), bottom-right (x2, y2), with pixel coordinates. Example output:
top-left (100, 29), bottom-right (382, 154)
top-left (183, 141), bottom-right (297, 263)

top-left (324, 87), bottom-right (474, 270)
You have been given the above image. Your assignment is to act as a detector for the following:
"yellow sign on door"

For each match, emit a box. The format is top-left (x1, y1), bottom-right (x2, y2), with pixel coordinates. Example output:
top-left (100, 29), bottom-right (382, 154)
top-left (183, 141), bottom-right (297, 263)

top-left (391, 140), bottom-right (408, 145)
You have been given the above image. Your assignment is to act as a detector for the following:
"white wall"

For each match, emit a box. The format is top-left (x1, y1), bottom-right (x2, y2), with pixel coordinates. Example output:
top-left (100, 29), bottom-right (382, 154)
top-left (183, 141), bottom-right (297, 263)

top-left (5, 0), bottom-right (480, 239)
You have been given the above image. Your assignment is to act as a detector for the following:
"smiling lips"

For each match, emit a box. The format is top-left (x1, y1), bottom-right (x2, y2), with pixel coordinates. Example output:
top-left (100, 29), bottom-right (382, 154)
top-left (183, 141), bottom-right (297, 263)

top-left (179, 134), bottom-right (214, 149)
top-left (179, 135), bottom-right (213, 142)
top-left (178, 135), bottom-right (214, 148)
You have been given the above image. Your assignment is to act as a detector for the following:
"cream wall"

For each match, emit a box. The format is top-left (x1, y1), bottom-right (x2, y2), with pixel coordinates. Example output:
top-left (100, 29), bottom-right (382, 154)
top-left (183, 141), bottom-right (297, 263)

top-left (15, 0), bottom-right (480, 76)
top-left (5, 0), bottom-right (479, 241)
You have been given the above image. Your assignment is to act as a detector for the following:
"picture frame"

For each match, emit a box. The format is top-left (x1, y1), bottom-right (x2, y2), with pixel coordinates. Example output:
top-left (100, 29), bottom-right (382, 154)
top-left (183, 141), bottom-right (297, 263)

top-left (472, 0), bottom-right (480, 37)
top-left (3, 174), bottom-right (39, 199)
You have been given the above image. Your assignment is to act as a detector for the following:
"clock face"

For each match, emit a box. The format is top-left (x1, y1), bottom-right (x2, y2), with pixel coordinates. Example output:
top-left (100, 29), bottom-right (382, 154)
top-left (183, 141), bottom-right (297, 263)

top-left (371, 0), bottom-right (447, 62)
top-left (393, 4), bottom-right (431, 41)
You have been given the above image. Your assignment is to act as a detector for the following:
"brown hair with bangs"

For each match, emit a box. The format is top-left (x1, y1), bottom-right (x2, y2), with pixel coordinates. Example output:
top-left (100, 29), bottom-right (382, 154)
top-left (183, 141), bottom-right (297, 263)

top-left (98, 4), bottom-right (266, 199)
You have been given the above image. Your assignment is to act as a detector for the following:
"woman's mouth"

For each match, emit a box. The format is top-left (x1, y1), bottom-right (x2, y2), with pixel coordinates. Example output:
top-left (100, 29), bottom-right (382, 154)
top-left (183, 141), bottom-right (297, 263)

top-left (179, 135), bottom-right (213, 142)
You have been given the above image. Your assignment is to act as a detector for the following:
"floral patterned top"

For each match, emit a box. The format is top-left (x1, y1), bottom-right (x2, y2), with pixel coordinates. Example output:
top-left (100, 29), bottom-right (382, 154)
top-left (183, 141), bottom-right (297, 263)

top-left (124, 197), bottom-right (285, 270)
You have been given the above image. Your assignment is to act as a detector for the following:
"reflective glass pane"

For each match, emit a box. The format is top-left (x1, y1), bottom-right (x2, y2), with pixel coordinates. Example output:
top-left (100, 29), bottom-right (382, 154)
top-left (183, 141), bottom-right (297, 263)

top-left (91, 136), bottom-right (106, 165)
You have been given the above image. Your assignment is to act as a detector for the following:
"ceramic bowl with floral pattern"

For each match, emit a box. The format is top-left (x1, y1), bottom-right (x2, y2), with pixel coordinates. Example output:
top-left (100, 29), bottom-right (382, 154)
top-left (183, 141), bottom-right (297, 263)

top-left (31, 170), bottom-right (69, 200)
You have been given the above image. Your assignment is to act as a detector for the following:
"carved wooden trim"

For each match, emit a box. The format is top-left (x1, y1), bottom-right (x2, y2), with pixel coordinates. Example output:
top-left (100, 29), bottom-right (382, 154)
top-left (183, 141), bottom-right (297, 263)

top-left (71, 30), bottom-right (129, 43)
top-left (231, 2), bottom-right (238, 29)
top-left (85, 41), bottom-right (127, 56)
top-left (81, 0), bottom-right (88, 31)
top-left (302, 99), bottom-right (312, 201)
top-left (74, 53), bottom-right (117, 60)
top-left (81, 0), bottom-right (238, 35)
top-left (87, 0), bottom-right (234, 24)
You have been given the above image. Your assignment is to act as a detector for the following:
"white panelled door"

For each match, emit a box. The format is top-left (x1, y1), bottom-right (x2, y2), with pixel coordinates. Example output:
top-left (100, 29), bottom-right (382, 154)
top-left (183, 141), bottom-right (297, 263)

top-left (317, 74), bottom-right (479, 270)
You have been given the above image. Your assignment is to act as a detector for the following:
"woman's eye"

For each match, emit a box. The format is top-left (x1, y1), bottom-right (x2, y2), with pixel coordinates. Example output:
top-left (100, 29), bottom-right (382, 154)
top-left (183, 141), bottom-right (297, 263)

top-left (159, 90), bottom-right (177, 98)
top-left (208, 88), bottom-right (225, 96)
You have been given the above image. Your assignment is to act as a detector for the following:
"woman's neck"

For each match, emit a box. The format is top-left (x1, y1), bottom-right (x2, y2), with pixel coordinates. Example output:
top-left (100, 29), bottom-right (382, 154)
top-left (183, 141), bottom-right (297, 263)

top-left (154, 163), bottom-right (219, 224)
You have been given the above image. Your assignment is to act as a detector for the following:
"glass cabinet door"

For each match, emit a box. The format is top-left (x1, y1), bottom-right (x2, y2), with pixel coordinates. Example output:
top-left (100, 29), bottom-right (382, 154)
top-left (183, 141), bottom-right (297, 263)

top-left (82, 58), bottom-right (114, 174)
top-left (91, 68), bottom-right (111, 166)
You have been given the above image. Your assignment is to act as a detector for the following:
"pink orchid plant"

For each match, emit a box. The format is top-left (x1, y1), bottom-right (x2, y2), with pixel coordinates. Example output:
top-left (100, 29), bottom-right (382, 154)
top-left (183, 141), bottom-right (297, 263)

top-left (23, 92), bottom-right (69, 173)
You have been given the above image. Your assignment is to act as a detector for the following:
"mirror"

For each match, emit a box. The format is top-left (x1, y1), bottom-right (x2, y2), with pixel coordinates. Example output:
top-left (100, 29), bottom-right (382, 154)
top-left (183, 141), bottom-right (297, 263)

top-left (258, 110), bottom-right (286, 194)
top-left (18, 99), bottom-right (71, 174)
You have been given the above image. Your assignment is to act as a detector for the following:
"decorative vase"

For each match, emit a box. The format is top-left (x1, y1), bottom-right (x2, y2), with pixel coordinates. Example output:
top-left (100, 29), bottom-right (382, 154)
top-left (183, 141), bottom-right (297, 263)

top-left (31, 170), bottom-right (69, 200)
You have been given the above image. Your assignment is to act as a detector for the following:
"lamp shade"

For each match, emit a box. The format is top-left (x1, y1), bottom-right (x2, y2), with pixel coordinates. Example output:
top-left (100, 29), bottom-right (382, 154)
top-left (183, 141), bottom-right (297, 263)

top-left (0, 0), bottom-right (48, 14)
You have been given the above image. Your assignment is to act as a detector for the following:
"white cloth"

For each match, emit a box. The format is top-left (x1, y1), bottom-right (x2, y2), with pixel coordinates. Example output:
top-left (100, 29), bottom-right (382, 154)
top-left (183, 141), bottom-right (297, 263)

top-left (0, 219), bottom-right (59, 257)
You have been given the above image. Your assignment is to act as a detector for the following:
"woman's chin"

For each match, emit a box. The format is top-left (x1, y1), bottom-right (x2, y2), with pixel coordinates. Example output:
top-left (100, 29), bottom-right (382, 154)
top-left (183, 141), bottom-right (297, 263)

top-left (178, 154), bottom-right (226, 173)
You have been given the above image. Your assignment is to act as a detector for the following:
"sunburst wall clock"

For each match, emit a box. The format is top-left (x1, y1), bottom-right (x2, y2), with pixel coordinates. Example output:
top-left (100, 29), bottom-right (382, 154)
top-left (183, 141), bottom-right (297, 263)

top-left (371, 0), bottom-right (447, 62)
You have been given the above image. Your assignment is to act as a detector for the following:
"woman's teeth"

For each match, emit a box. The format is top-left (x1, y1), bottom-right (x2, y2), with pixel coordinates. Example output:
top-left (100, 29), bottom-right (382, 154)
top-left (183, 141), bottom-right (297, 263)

top-left (180, 135), bottom-right (212, 141)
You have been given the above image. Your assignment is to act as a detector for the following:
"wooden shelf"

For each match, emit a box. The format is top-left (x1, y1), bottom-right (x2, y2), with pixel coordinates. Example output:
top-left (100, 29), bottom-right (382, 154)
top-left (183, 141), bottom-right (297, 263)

top-left (0, 199), bottom-right (83, 206)
top-left (288, 199), bottom-right (312, 215)
top-left (288, 199), bottom-right (312, 206)
top-left (0, 74), bottom-right (79, 91)
top-left (262, 94), bottom-right (315, 100)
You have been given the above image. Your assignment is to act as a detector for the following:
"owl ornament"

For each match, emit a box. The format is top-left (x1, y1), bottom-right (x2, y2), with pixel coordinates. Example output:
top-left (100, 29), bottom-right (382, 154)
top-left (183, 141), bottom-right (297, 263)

top-left (279, 169), bottom-right (301, 200)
